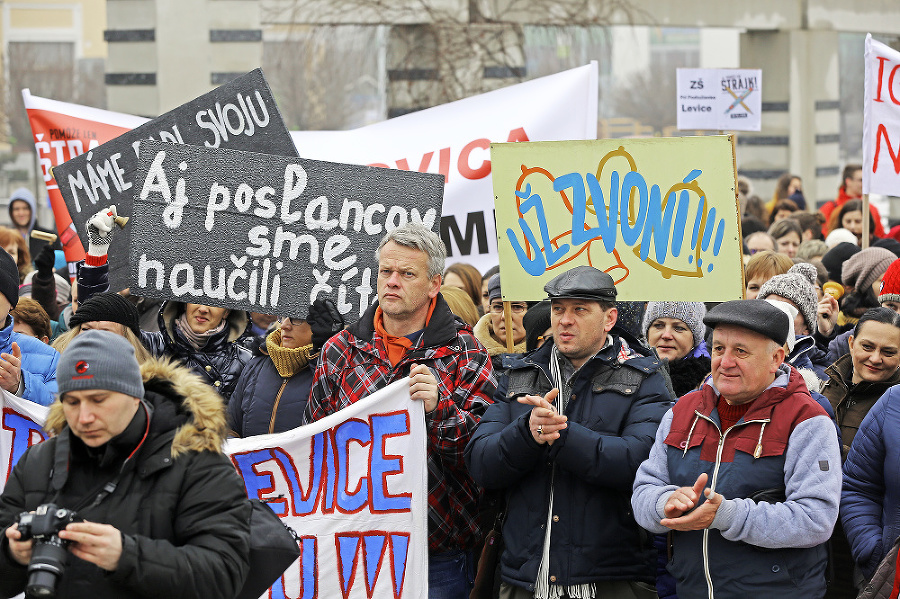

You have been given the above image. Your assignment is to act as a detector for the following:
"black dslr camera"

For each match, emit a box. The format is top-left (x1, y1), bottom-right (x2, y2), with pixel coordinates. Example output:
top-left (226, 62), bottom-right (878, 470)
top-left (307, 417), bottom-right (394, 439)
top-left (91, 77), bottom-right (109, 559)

top-left (16, 503), bottom-right (82, 598)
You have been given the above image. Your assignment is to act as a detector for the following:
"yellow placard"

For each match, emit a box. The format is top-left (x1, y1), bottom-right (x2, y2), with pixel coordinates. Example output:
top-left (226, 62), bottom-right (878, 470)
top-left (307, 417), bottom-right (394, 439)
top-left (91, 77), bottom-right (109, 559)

top-left (491, 136), bottom-right (744, 302)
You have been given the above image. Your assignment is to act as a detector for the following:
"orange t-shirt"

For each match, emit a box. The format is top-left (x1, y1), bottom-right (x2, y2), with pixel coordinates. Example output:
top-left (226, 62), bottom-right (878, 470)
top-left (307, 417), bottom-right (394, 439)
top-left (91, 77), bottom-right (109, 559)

top-left (373, 296), bottom-right (437, 366)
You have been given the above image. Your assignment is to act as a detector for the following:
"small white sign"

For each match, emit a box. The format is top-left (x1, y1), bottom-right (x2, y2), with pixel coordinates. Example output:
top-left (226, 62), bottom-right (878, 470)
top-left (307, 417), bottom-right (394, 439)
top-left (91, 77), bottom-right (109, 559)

top-left (676, 68), bottom-right (762, 131)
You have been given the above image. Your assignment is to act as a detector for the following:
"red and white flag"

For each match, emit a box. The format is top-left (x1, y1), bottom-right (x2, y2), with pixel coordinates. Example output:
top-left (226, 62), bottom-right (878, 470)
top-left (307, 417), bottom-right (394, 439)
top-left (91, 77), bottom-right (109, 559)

top-left (22, 90), bottom-right (147, 265)
top-left (863, 34), bottom-right (900, 196)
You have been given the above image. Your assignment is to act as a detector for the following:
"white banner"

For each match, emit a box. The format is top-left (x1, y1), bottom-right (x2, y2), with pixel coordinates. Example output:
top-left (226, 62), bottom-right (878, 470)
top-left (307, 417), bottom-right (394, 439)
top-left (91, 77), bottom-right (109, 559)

top-left (1, 380), bottom-right (427, 599)
top-left (0, 391), bottom-right (49, 493)
top-left (291, 63), bottom-right (599, 272)
top-left (676, 68), bottom-right (762, 132)
top-left (225, 379), bottom-right (428, 599)
top-left (863, 34), bottom-right (900, 196)
top-left (23, 64), bottom-right (598, 275)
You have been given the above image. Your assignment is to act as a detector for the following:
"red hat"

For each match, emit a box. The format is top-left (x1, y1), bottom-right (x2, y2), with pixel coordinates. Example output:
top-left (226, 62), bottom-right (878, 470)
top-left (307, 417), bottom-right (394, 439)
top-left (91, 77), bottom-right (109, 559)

top-left (879, 259), bottom-right (900, 304)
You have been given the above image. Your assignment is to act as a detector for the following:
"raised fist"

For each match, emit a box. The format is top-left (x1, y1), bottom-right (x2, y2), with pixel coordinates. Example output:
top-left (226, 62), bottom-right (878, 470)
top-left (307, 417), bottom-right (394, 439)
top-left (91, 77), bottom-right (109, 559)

top-left (34, 245), bottom-right (56, 276)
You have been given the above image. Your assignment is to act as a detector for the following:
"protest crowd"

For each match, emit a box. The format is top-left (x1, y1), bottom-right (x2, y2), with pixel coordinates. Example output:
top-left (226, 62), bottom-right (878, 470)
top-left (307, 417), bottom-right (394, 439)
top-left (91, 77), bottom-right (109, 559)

top-left (3, 136), bottom-right (900, 599)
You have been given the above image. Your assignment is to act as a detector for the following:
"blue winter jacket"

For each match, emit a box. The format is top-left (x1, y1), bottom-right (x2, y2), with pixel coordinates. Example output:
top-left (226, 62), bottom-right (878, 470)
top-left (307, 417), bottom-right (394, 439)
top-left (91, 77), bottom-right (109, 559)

top-left (788, 335), bottom-right (829, 381)
top-left (465, 334), bottom-right (673, 590)
top-left (842, 385), bottom-right (900, 579)
top-left (227, 351), bottom-right (315, 438)
top-left (0, 315), bottom-right (59, 406)
top-left (826, 329), bottom-right (853, 365)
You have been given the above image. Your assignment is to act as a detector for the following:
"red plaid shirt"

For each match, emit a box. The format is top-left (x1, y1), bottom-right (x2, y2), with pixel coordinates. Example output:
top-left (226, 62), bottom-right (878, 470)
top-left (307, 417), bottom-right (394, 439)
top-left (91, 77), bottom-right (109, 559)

top-left (303, 295), bottom-right (497, 553)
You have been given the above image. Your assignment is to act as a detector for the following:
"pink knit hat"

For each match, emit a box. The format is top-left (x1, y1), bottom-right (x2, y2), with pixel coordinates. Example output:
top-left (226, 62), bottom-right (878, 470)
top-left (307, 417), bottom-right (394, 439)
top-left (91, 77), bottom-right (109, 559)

top-left (842, 247), bottom-right (896, 293)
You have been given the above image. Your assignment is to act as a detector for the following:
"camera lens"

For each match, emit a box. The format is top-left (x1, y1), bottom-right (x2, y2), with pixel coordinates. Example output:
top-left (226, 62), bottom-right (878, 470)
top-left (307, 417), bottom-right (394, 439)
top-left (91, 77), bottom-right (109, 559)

top-left (26, 539), bottom-right (68, 599)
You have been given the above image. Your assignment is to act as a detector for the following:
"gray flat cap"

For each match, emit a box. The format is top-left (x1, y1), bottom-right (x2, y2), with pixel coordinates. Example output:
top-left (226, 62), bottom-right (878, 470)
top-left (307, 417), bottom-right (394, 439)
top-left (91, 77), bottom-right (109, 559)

top-left (703, 299), bottom-right (790, 346)
top-left (544, 266), bottom-right (617, 301)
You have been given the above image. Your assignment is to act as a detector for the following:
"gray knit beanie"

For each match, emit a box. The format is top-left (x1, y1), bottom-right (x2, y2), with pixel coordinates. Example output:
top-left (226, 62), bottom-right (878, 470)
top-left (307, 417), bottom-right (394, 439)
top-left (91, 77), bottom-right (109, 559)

top-left (57, 330), bottom-right (144, 399)
top-left (642, 301), bottom-right (706, 348)
top-left (842, 247), bottom-right (897, 293)
top-left (0, 249), bottom-right (19, 309)
top-left (758, 263), bottom-right (819, 335)
top-left (488, 273), bottom-right (502, 301)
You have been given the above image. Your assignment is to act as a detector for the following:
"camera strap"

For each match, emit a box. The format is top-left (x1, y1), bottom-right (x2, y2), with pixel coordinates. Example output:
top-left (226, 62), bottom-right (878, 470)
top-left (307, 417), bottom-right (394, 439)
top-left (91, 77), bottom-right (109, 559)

top-left (68, 402), bottom-right (153, 513)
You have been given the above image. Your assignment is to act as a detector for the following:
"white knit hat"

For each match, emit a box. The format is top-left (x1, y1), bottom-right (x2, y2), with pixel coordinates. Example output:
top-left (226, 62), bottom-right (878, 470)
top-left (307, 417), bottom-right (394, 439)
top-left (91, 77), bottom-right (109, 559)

top-left (764, 299), bottom-right (797, 353)
top-left (825, 228), bottom-right (859, 248)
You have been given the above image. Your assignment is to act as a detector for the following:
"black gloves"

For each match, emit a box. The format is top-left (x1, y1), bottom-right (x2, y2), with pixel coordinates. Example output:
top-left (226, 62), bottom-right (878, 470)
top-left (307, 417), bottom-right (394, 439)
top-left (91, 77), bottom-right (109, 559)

top-left (34, 245), bottom-right (56, 277)
top-left (308, 298), bottom-right (344, 352)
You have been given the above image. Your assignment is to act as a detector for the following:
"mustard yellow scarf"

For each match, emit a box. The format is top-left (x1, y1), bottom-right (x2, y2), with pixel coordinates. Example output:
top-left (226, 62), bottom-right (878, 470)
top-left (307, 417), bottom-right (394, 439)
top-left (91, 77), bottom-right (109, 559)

top-left (265, 328), bottom-right (316, 378)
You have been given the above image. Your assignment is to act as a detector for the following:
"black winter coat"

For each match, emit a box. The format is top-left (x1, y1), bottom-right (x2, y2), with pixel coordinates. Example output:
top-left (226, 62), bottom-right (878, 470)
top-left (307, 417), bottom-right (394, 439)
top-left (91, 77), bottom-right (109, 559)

top-left (228, 351), bottom-right (315, 437)
top-left (141, 301), bottom-right (252, 402)
top-left (0, 359), bottom-right (251, 599)
top-left (465, 335), bottom-right (673, 591)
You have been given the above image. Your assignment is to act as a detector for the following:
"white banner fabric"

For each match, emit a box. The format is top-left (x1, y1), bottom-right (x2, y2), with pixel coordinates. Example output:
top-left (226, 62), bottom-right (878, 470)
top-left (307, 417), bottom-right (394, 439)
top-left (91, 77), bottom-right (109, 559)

top-left (0, 391), bottom-right (50, 494)
top-left (863, 34), bottom-right (900, 196)
top-left (290, 63), bottom-right (599, 272)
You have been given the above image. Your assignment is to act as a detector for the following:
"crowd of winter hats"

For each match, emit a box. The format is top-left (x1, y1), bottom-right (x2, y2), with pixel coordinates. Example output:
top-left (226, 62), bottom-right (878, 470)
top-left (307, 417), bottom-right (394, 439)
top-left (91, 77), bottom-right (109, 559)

top-left (820, 242), bottom-right (900, 295)
top-left (842, 247), bottom-right (897, 293)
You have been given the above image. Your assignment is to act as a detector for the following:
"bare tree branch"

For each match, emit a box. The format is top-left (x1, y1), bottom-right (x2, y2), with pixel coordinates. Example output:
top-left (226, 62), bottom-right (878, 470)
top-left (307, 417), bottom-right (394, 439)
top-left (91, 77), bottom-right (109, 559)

top-left (261, 0), bottom-right (645, 129)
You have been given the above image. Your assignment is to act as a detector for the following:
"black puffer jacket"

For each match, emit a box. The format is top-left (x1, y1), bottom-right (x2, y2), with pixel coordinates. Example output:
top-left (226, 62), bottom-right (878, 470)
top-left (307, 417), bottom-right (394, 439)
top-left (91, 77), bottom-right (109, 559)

top-left (0, 359), bottom-right (251, 599)
top-left (142, 302), bottom-right (252, 402)
top-left (667, 354), bottom-right (711, 398)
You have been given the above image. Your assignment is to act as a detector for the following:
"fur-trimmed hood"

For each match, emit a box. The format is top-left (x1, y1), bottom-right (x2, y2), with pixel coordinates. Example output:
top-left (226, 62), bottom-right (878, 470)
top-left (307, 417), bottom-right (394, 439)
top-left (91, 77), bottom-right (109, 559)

top-left (473, 313), bottom-right (527, 356)
top-left (46, 357), bottom-right (228, 457)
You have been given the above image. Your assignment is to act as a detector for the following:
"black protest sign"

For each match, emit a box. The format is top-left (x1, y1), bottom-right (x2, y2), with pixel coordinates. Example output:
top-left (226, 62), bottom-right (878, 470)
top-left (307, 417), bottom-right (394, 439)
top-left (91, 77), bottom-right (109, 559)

top-left (131, 140), bottom-right (445, 319)
top-left (53, 69), bottom-right (297, 290)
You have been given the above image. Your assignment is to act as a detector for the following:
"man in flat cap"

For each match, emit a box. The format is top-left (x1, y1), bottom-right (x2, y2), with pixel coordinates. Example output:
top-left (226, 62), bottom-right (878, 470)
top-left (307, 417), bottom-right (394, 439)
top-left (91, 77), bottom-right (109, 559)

top-left (466, 265), bottom-right (672, 598)
top-left (631, 299), bottom-right (842, 598)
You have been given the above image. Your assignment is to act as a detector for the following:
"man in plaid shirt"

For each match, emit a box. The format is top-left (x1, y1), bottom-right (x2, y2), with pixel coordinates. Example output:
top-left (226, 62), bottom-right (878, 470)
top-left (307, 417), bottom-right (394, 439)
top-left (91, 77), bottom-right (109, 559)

top-left (302, 223), bottom-right (497, 599)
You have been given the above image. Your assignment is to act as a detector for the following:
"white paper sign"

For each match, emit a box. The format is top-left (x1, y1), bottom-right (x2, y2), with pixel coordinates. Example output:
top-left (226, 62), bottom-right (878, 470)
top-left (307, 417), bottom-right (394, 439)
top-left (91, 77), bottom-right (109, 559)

top-left (226, 378), bottom-right (428, 599)
top-left (863, 33), bottom-right (900, 196)
top-left (676, 68), bottom-right (762, 131)
top-left (290, 63), bottom-right (599, 273)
